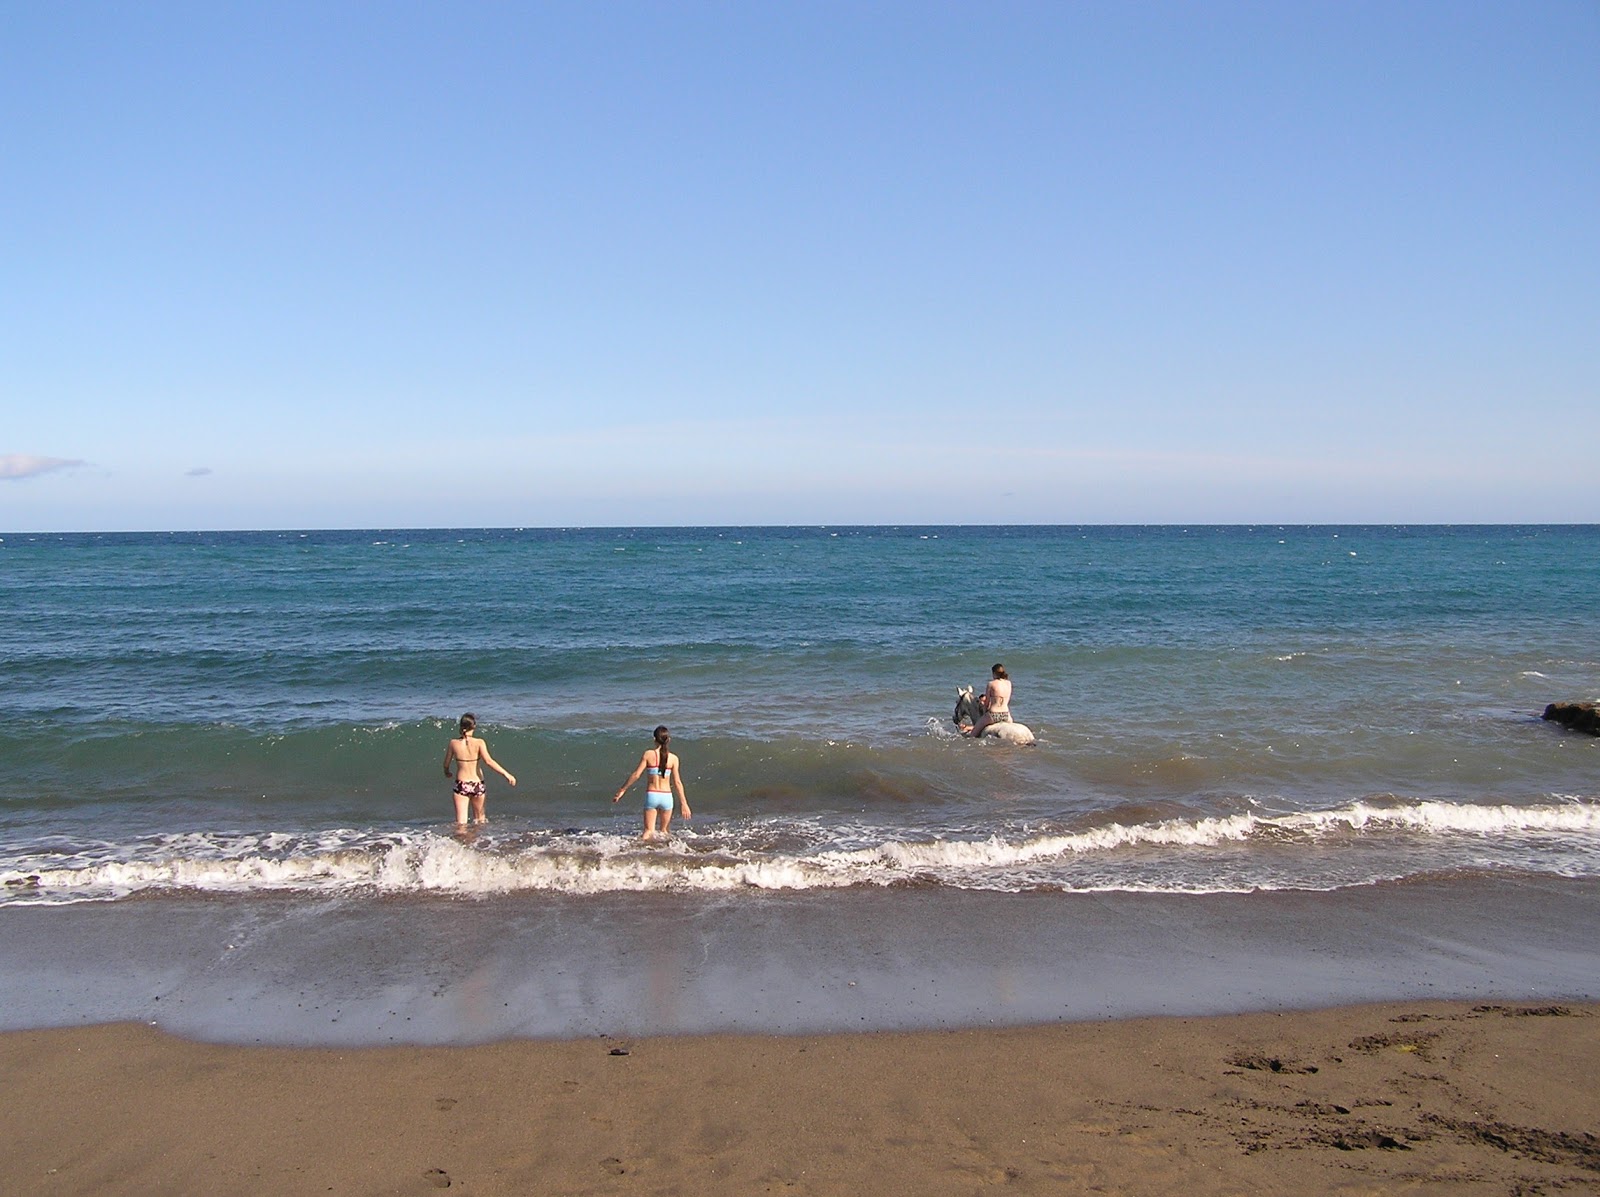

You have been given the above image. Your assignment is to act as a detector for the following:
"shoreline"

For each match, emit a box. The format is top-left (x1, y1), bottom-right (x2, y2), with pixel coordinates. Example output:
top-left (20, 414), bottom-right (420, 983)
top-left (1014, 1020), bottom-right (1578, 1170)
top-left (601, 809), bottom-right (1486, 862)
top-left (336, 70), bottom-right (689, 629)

top-left (4, 1000), bottom-right (1597, 1194)
top-left (4, 877), bottom-right (1599, 1047)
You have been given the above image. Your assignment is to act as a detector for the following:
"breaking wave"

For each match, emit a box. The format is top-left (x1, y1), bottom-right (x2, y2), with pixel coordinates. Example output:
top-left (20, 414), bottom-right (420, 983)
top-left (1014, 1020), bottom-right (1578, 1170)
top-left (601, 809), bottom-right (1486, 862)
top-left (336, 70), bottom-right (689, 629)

top-left (5, 797), bottom-right (1598, 905)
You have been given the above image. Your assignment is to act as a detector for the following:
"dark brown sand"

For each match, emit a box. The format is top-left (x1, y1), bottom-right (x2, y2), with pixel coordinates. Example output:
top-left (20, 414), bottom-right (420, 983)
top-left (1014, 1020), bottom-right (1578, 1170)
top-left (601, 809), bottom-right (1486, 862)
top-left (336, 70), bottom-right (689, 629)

top-left (4, 1001), bottom-right (1597, 1195)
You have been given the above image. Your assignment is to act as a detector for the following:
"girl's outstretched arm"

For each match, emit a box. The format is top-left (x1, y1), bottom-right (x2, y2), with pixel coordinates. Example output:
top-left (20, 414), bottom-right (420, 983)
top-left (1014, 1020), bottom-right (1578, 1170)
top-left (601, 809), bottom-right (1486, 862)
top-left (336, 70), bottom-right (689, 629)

top-left (480, 743), bottom-right (516, 786)
top-left (673, 764), bottom-right (690, 819)
top-left (613, 752), bottom-right (649, 803)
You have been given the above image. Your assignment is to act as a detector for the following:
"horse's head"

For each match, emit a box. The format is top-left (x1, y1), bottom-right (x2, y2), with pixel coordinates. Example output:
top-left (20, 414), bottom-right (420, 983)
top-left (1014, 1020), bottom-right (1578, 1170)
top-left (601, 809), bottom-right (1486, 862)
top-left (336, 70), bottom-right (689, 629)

top-left (953, 685), bottom-right (978, 727)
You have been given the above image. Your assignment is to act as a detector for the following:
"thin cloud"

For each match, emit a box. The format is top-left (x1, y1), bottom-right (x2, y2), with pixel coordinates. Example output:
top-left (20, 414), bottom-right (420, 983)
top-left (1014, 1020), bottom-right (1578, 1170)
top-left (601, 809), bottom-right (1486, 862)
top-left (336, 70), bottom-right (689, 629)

top-left (186, 467), bottom-right (213, 477)
top-left (0, 454), bottom-right (86, 481)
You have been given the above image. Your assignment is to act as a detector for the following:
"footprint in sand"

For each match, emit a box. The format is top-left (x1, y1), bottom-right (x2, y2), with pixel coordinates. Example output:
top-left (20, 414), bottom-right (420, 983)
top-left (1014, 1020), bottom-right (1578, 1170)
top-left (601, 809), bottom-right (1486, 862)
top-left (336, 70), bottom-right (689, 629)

top-left (423, 1168), bottom-right (451, 1188)
top-left (601, 1158), bottom-right (627, 1175)
top-left (435, 1097), bottom-right (458, 1111)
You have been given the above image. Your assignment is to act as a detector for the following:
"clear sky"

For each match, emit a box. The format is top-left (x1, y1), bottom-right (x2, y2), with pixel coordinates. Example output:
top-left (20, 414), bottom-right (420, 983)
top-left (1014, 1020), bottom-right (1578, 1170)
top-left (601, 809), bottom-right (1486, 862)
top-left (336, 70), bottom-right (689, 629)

top-left (3, 1), bottom-right (1596, 530)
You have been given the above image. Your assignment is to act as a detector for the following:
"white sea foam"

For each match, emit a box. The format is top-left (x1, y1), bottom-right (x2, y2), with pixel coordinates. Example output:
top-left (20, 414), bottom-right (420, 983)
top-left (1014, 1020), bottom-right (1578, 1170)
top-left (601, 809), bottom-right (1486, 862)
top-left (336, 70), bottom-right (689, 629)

top-left (1284, 799), bottom-right (1600, 835)
top-left (3, 798), bottom-right (1597, 904)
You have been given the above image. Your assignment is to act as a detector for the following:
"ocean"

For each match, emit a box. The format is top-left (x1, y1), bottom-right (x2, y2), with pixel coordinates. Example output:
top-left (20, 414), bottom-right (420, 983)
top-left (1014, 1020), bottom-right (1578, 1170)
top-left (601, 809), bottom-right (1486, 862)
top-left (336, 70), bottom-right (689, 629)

top-left (2, 525), bottom-right (1597, 1042)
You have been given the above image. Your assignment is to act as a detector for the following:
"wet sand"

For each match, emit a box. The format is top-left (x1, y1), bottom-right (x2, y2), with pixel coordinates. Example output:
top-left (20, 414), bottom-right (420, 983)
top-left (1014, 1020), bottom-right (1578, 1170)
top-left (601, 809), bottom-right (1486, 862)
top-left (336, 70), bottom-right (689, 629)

top-left (3, 1001), bottom-right (1597, 1195)
top-left (5, 879), bottom-right (1599, 1045)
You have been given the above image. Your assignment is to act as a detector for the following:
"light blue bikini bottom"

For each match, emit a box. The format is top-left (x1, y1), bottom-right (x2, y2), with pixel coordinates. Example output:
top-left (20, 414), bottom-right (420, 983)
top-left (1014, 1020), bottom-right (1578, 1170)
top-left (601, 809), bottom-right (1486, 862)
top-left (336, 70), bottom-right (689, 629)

top-left (645, 790), bottom-right (673, 812)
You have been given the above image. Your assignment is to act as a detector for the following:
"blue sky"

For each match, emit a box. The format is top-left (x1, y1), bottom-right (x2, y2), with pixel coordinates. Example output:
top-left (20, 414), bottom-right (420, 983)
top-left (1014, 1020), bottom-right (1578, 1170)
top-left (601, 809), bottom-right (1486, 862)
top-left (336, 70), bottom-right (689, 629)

top-left (3, 1), bottom-right (1596, 530)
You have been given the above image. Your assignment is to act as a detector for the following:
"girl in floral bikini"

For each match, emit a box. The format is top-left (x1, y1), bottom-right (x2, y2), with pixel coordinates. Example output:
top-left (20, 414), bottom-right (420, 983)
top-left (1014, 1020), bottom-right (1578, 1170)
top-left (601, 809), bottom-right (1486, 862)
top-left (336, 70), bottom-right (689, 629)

top-left (443, 713), bottom-right (516, 825)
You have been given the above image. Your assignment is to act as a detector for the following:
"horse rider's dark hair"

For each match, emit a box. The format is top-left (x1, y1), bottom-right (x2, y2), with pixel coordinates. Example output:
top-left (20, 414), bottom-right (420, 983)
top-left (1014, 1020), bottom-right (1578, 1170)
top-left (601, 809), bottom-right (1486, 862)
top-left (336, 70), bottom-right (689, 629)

top-left (992, 664), bottom-right (1007, 679)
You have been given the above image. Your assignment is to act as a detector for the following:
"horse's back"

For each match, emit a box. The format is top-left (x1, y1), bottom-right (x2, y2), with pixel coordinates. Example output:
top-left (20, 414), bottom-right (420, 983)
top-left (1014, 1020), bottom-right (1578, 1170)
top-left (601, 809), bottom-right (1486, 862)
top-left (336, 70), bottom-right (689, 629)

top-left (983, 721), bottom-right (1036, 746)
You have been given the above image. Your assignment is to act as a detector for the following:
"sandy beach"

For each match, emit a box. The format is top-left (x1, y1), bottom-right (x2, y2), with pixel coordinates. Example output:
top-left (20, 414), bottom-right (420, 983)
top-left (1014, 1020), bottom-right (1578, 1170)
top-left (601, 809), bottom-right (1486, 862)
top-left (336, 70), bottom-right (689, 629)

top-left (4, 1001), bottom-right (1596, 1195)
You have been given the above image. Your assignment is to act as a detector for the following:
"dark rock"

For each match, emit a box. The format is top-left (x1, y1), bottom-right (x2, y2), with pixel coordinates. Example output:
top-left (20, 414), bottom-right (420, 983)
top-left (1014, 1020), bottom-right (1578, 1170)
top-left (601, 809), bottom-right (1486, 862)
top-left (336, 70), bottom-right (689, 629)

top-left (1542, 702), bottom-right (1600, 736)
top-left (1226, 1052), bottom-right (1319, 1074)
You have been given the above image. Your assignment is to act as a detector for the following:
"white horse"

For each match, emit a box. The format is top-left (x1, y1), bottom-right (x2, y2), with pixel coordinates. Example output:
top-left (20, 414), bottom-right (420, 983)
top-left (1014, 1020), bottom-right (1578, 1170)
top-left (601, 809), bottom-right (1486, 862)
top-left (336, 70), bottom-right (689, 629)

top-left (953, 686), bottom-right (1036, 745)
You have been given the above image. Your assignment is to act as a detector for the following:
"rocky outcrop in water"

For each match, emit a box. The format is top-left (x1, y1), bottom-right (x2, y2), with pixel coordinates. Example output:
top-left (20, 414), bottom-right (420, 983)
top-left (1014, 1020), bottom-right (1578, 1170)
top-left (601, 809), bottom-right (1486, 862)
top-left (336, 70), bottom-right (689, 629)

top-left (1542, 702), bottom-right (1600, 736)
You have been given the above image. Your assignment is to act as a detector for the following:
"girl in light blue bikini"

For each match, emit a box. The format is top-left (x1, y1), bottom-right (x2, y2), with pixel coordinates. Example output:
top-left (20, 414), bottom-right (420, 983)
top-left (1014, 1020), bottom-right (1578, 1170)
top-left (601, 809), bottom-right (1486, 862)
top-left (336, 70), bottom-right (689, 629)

top-left (613, 725), bottom-right (691, 841)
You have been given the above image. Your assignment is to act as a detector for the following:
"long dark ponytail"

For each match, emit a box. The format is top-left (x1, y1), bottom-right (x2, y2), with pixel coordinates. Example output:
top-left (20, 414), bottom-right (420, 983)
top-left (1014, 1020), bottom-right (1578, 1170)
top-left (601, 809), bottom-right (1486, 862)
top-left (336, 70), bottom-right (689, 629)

top-left (654, 725), bottom-right (670, 770)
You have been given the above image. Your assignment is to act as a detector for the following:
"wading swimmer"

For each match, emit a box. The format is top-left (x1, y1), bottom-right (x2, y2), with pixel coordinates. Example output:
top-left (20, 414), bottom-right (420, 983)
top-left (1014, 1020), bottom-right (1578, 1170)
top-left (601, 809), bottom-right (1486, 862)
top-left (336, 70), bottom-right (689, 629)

top-left (613, 725), bottom-right (690, 841)
top-left (443, 713), bottom-right (516, 825)
top-left (963, 663), bottom-right (1013, 737)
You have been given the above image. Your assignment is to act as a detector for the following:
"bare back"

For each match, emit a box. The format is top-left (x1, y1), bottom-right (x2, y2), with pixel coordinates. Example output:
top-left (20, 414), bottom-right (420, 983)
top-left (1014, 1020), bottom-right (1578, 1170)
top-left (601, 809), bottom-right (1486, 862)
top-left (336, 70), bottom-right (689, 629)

top-left (985, 677), bottom-right (1012, 715)
top-left (646, 748), bottom-right (678, 792)
top-left (448, 736), bottom-right (485, 781)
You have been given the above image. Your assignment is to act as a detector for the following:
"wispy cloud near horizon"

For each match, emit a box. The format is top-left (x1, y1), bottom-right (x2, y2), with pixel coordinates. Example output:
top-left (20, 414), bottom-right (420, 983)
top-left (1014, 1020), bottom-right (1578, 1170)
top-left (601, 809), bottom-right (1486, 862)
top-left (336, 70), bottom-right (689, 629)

top-left (0, 454), bottom-right (86, 481)
top-left (186, 467), bottom-right (213, 477)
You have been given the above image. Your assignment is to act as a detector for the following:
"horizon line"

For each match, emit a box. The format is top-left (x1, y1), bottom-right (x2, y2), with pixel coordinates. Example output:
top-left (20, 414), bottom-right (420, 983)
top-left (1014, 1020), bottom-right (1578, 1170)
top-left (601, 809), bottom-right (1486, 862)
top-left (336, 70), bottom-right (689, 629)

top-left (4, 521), bottom-right (1597, 537)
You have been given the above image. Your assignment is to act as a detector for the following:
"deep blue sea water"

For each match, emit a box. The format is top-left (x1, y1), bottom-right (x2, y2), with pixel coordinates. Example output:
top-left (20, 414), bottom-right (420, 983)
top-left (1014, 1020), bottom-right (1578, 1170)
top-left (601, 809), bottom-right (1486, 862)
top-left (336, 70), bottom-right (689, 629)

top-left (2, 525), bottom-right (1597, 904)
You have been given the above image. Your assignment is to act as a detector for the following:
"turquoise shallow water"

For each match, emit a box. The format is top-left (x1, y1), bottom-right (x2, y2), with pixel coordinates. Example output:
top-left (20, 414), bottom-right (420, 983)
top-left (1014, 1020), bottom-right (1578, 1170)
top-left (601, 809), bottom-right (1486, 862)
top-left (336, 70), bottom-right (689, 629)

top-left (1, 525), bottom-right (1597, 903)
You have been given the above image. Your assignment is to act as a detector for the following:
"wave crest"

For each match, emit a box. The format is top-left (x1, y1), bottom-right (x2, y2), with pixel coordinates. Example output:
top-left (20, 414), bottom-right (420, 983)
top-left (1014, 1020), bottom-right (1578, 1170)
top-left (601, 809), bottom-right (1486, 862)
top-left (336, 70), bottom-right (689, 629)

top-left (4, 797), bottom-right (1597, 904)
